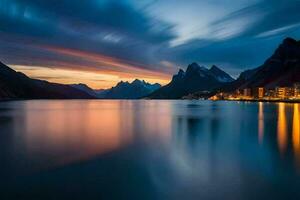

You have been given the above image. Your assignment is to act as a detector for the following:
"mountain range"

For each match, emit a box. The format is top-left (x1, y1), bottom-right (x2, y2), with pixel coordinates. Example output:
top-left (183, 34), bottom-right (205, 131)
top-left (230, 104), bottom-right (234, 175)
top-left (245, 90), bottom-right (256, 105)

top-left (1, 37), bottom-right (299, 100)
top-left (221, 37), bottom-right (300, 92)
top-left (0, 62), bottom-right (94, 99)
top-left (0, 60), bottom-right (161, 99)
top-left (95, 79), bottom-right (161, 99)
top-left (70, 83), bottom-right (99, 97)
top-left (148, 63), bottom-right (234, 99)
top-left (149, 37), bottom-right (300, 98)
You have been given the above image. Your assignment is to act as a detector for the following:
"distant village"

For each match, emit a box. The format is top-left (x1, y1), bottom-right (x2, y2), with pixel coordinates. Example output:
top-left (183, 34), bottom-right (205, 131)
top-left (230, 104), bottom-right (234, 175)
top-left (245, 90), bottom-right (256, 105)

top-left (210, 83), bottom-right (300, 101)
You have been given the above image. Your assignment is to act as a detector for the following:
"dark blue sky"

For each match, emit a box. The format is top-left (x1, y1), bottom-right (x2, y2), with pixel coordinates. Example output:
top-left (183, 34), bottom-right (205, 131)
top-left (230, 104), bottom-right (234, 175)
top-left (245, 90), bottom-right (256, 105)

top-left (1, 0), bottom-right (300, 88)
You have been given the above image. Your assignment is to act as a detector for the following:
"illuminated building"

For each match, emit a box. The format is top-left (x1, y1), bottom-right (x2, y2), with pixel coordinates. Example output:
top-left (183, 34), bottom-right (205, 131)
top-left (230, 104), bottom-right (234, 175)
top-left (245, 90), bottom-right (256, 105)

top-left (265, 89), bottom-right (276, 98)
top-left (295, 83), bottom-right (300, 97)
top-left (276, 87), bottom-right (294, 99)
top-left (209, 92), bottom-right (225, 100)
top-left (253, 87), bottom-right (265, 99)
top-left (235, 89), bottom-right (242, 96)
top-left (243, 88), bottom-right (251, 97)
top-left (258, 87), bottom-right (265, 99)
top-left (212, 84), bottom-right (300, 101)
top-left (209, 95), bottom-right (219, 100)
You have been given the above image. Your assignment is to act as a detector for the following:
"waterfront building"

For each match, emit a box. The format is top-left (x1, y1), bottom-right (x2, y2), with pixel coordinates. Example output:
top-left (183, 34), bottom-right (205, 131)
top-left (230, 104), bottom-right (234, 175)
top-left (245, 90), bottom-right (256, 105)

top-left (243, 88), bottom-right (252, 97)
top-left (265, 89), bottom-right (276, 98)
top-left (295, 83), bottom-right (300, 97)
top-left (253, 87), bottom-right (265, 99)
top-left (276, 87), bottom-right (294, 99)
top-left (258, 87), bottom-right (265, 99)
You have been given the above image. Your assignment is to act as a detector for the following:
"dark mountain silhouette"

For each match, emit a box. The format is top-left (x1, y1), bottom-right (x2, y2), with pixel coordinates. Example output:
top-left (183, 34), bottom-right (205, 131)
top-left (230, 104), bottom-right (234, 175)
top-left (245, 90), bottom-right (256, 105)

top-left (70, 83), bottom-right (98, 97)
top-left (209, 65), bottom-right (235, 82)
top-left (221, 37), bottom-right (300, 92)
top-left (0, 62), bottom-right (94, 99)
top-left (2, 37), bottom-right (299, 100)
top-left (97, 79), bottom-right (161, 99)
top-left (148, 63), bottom-right (234, 99)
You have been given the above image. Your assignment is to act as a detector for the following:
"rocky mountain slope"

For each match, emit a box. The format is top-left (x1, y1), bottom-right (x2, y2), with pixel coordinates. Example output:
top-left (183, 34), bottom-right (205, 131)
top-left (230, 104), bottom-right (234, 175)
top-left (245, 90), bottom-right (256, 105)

top-left (148, 63), bottom-right (234, 99)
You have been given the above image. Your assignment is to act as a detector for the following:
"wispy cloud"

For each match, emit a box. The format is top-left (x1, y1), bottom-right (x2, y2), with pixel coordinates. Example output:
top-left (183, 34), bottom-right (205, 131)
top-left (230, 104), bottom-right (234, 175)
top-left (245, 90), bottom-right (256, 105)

top-left (1, 0), bottom-right (300, 87)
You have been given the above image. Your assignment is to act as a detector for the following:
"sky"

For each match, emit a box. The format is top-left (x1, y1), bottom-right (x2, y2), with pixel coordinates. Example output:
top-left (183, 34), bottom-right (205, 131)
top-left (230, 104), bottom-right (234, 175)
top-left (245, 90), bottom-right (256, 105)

top-left (1, 0), bottom-right (300, 89)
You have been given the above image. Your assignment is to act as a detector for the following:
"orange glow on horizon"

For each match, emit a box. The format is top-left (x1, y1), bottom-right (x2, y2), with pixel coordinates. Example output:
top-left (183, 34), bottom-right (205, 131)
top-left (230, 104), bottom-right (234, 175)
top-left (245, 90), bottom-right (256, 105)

top-left (10, 65), bottom-right (170, 89)
top-left (7, 42), bottom-right (174, 88)
top-left (41, 45), bottom-right (172, 80)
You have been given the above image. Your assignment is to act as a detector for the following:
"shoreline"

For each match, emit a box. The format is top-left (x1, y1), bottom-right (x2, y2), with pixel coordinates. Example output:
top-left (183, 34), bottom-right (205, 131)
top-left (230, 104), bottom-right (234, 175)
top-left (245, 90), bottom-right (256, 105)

top-left (217, 99), bottom-right (300, 103)
top-left (1, 98), bottom-right (300, 103)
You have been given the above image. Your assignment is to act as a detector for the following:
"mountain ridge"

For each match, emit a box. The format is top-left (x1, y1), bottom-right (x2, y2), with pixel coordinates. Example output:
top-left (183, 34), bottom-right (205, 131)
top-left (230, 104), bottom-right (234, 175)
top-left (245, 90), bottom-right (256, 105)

top-left (219, 37), bottom-right (300, 93)
top-left (1, 37), bottom-right (300, 100)
top-left (97, 79), bottom-right (161, 99)
top-left (70, 83), bottom-right (99, 97)
top-left (148, 63), bottom-right (234, 99)
top-left (0, 62), bottom-right (95, 99)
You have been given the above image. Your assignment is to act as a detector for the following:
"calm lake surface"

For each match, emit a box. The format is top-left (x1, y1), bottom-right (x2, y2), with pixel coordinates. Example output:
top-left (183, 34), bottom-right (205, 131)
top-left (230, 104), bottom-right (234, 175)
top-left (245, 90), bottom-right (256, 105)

top-left (1, 100), bottom-right (300, 199)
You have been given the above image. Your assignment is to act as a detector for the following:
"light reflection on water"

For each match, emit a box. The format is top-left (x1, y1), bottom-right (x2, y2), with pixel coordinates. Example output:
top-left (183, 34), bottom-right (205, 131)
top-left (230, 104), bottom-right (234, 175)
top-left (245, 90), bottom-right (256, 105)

top-left (277, 103), bottom-right (288, 154)
top-left (5, 101), bottom-right (173, 169)
top-left (293, 104), bottom-right (300, 168)
top-left (258, 102), bottom-right (264, 144)
top-left (0, 100), bottom-right (300, 199)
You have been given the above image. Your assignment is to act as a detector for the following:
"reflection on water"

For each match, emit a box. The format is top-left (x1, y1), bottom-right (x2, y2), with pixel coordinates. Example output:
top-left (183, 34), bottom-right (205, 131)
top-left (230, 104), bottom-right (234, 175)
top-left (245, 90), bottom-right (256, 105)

top-left (2, 101), bottom-right (173, 169)
top-left (293, 104), bottom-right (300, 167)
top-left (1, 100), bottom-right (300, 199)
top-left (258, 102), bottom-right (264, 144)
top-left (277, 103), bottom-right (287, 154)
top-left (21, 101), bottom-right (131, 166)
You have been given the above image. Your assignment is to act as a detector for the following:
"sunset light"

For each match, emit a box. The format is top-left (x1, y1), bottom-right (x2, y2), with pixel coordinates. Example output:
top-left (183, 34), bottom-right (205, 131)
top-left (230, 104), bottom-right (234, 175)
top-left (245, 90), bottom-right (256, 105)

top-left (1, 0), bottom-right (300, 199)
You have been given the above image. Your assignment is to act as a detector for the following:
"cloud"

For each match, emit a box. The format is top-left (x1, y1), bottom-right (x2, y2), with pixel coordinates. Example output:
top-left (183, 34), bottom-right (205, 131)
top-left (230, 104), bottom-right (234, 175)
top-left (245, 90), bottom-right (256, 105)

top-left (210, 0), bottom-right (300, 38)
top-left (1, 0), bottom-right (300, 86)
top-left (256, 23), bottom-right (300, 38)
top-left (0, 0), bottom-right (177, 75)
top-left (162, 0), bottom-right (300, 75)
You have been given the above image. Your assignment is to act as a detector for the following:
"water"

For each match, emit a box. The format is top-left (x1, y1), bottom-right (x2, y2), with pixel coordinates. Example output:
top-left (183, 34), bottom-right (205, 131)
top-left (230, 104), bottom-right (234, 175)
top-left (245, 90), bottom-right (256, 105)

top-left (0, 100), bottom-right (300, 200)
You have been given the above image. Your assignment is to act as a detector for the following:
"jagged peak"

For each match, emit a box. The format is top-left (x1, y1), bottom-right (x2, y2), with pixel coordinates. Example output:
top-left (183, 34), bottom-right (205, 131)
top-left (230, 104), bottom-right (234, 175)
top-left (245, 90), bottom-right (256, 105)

top-left (116, 80), bottom-right (129, 87)
top-left (153, 83), bottom-right (162, 87)
top-left (270, 37), bottom-right (300, 60)
top-left (189, 62), bottom-right (200, 67)
top-left (186, 62), bottom-right (208, 73)
top-left (132, 79), bottom-right (143, 84)
top-left (70, 83), bottom-right (94, 91)
top-left (172, 68), bottom-right (185, 81)
top-left (282, 37), bottom-right (298, 45)
top-left (187, 62), bottom-right (200, 71)
top-left (209, 65), bottom-right (222, 72)
top-left (178, 68), bottom-right (185, 75)
top-left (75, 83), bottom-right (89, 87)
top-left (115, 79), bottom-right (159, 88)
top-left (210, 65), bottom-right (219, 70)
top-left (209, 65), bottom-right (228, 75)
